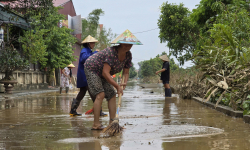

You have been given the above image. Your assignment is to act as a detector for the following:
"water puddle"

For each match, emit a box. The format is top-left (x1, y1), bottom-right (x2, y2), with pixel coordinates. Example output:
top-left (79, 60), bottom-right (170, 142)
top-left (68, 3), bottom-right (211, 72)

top-left (57, 125), bottom-right (223, 143)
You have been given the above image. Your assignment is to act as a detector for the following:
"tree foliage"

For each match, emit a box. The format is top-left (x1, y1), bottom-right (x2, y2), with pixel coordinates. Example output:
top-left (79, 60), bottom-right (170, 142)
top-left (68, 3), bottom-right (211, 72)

top-left (1, 0), bottom-right (54, 22)
top-left (97, 27), bottom-right (117, 50)
top-left (82, 9), bottom-right (104, 41)
top-left (194, 2), bottom-right (250, 68)
top-left (81, 9), bottom-right (116, 51)
top-left (190, 2), bottom-right (250, 114)
top-left (129, 63), bottom-right (137, 79)
top-left (19, 28), bottom-right (48, 66)
top-left (0, 39), bottom-right (29, 80)
top-left (138, 52), bottom-right (179, 78)
top-left (19, 6), bottom-right (77, 69)
top-left (191, 0), bottom-right (250, 27)
top-left (158, 2), bottom-right (199, 65)
top-left (158, 0), bottom-right (250, 65)
top-left (190, 0), bottom-right (232, 27)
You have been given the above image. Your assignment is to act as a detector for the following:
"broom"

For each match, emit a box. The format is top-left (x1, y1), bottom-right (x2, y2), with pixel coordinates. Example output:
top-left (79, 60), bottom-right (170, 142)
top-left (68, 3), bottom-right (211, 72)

top-left (100, 76), bottom-right (125, 138)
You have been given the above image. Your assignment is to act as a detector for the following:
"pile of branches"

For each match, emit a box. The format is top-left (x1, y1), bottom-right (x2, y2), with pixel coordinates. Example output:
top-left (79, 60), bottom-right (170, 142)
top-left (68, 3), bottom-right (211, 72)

top-left (201, 63), bottom-right (250, 111)
top-left (174, 72), bottom-right (207, 99)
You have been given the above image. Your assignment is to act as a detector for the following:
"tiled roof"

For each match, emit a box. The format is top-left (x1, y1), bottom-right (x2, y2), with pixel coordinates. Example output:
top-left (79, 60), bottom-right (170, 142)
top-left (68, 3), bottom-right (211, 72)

top-left (1, 1), bottom-right (39, 8)
top-left (1, 0), bottom-right (71, 8)
top-left (53, 0), bottom-right (71, 7)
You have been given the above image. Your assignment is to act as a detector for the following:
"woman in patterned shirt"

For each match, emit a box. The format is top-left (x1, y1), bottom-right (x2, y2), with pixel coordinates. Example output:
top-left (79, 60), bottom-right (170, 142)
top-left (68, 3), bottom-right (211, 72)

top-left (60, 64), bottom-right (75, 94)
top-left (69, 35), bottom-right (108, 117)
top-left (84, 29), bottom-right (142, 130)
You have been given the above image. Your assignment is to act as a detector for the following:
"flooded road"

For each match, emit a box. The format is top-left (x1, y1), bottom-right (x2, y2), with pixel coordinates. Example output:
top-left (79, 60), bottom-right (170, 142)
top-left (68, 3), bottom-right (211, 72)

top-left (0, 82), bottom-right (250, 150)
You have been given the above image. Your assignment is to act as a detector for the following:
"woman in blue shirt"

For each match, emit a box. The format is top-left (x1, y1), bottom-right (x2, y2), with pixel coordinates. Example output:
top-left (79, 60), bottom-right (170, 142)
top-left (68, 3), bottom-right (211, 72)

top-left (70, 35), bottom-right (106, 116)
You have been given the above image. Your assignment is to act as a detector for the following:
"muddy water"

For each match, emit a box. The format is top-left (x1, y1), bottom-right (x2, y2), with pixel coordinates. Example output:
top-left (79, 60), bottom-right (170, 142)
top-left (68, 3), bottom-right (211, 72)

top-left (0, 82), bottom-right (250, 150)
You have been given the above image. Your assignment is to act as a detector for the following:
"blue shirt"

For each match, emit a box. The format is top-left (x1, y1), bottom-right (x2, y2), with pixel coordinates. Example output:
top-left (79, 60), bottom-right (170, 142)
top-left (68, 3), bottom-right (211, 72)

top-left (77, 47), bottom-right (97, 88)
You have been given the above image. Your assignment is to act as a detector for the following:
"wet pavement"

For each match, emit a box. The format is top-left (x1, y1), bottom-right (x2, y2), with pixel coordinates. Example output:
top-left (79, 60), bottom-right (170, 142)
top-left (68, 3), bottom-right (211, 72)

top-left (0, 82), bottom-right (250, 150)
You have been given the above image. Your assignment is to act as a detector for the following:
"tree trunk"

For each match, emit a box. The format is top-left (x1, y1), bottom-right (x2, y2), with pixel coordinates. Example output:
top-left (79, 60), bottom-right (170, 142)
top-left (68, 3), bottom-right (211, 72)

top-left (4, 70), bottom-right (14, 80)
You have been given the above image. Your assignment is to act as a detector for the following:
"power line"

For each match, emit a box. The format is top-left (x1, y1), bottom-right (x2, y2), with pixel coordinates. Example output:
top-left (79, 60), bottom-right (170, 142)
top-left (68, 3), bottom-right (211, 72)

top-left (133, 58), bottom-right (147, 61)
top-left (133, 28), bottom-right (159, 34)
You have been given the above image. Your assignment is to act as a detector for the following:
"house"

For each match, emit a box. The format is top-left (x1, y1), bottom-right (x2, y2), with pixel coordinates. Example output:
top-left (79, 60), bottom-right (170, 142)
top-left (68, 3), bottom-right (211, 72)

top-left (0, 0), bottom-right (84, 91)
top-left (0, 2), bottom-right (48, 92)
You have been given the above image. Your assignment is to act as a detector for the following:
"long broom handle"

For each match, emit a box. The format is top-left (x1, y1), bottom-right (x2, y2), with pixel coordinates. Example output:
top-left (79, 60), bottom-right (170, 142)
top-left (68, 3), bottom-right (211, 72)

top-left (116, 75), bottom-right (125, 118)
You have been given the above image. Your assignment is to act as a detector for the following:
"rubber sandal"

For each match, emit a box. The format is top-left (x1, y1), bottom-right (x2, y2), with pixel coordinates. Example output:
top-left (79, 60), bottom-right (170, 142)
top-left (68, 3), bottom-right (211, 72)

top-left (91, 125), bottom-right (105, 130)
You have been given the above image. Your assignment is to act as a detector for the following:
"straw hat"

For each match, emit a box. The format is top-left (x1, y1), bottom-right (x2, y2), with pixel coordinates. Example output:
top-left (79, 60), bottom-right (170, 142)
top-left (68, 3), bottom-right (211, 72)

top-left (81, 35), bottom-right (98, 44)
top-left (159, 55), bottom-right (169, 62)
top-left (111, 29), bottom-right (142, 45)
top-left (67, 63), bottom-right (75, 68)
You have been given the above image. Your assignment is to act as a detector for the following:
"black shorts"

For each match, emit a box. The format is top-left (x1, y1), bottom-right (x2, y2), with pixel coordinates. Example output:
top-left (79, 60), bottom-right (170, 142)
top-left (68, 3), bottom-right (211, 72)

top-left (162, 80), bottom-right (169, 84)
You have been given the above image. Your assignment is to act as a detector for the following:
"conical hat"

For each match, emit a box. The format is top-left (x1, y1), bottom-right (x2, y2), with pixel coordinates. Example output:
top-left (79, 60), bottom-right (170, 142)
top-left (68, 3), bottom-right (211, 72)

top-left (111, 29), bottom-right (142, 45)
top-left (81, 35), bottom-right (98, 43)
top-left (159, 55), bottom-right (169, 61)
top-left (67, 63), bottom-right (75, 68)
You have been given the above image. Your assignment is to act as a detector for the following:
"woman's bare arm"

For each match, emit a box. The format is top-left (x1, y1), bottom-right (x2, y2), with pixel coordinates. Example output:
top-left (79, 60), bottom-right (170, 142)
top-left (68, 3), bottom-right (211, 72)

top-left (155, 68), bottom-right (166, 75)
top-left (122, 68), bottom-right (129, 90)
top-left (62, 69), bottom-right (69, 77)
top-left (102, 63), bottom-right (124, 95)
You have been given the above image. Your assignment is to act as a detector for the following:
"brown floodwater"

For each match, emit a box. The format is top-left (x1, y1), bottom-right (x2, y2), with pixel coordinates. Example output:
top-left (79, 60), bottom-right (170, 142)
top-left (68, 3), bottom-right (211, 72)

top-left (0, 82), bottom-right (250, 150)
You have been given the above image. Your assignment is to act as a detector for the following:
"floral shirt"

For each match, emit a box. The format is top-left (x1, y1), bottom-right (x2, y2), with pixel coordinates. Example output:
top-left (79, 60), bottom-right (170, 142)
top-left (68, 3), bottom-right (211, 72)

top-left (60, 67), bottom-right (70, 88)
top-left (85, 46), bottom-right (132, 77)
top-left (61, 67), bottom-right (70, 78)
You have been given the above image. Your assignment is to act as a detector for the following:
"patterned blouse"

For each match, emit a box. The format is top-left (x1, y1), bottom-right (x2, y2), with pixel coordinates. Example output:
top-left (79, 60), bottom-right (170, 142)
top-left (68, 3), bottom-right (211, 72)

top-left (85, 46), bottom-right (132, 77)
top-left (61, 67), bottom-right (70, 78)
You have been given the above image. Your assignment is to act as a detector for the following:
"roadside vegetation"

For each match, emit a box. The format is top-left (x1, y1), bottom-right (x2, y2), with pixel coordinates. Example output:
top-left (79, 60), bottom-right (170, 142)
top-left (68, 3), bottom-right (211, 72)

top-left (156, 0), bottom-right (250, 115)
top-left (138, 52), bottom-right (179, 83)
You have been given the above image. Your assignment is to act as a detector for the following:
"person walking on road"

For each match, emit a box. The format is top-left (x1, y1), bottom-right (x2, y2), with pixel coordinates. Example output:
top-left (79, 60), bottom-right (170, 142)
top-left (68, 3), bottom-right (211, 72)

top-left (84, 29), bottom-right (142, 130)
top-left (60, 63), bottom-right (75, 94)
top-left (69, 35), bottom-right (107, 117)
top-left (155, 55), bottom-right (171, 97)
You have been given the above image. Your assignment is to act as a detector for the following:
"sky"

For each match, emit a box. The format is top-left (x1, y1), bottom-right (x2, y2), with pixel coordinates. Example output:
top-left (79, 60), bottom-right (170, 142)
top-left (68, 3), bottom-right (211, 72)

top-left (72, 0), bottom-right (201, 69)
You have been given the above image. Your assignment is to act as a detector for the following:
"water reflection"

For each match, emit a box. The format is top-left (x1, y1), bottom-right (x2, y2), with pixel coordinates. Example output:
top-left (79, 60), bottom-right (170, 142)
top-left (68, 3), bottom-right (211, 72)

top-left (70, 118), bottom-right (102, 150)
top-left (163, 98), bottom-right (176, 125)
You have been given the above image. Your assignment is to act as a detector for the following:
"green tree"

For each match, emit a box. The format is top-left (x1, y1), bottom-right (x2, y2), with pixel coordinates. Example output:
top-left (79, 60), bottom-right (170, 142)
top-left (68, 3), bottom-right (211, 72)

top-left (129, 63), bottom-right (137, 79)
top-left (2, 0), bottom-right (54, 21)
top-left (158, 2), bottom-right (199, 65)
top-left (81, 9), bottom-right (116, 51)
top-left (158, 0), bottom-right (250, 65)
top-left (138, 52), bottom-right (179, 78)
top-left (191, 0), bottom-right (249, 28)
top-left (97, 27), bottom-right (117, 50)
top-left (0, 40), bottom-right (29, 80)
top-left (194, 1), bottom-right (250, 67)
top-left (82, 9), bottom-right (104, 41)
top-left (140, 61), bottom-right (154, 77)
top-left (19, 28), bottom-right (48, 67)
top-left (19, 6), bottom-right (77, 69)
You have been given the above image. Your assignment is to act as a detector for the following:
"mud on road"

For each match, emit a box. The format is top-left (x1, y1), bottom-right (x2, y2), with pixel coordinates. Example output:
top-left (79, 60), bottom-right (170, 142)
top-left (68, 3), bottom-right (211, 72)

top-left (0, 82), bottom-right (250, 150)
